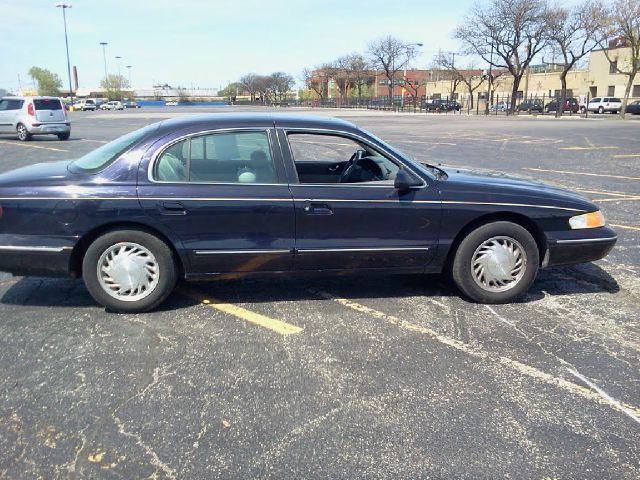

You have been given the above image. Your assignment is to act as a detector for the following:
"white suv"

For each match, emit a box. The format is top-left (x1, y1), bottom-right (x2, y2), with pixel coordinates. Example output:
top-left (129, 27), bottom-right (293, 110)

top-left (73, 99), bottom-right (96, 111)
top-left (0, 96), bottom-right (71, 141)
top-left (587, 97), bottom-right (622, 114)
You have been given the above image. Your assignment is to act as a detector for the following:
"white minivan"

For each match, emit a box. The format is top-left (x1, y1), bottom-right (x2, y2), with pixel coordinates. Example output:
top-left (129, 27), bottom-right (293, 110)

top-left (587, 97), bottom-right (622, 114)
top-left (0, 96), bottom-right (71, 141)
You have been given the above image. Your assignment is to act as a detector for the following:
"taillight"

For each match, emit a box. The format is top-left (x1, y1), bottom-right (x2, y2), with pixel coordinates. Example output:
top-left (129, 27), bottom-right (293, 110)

top-left (27, 103), bottom-right (34, 116)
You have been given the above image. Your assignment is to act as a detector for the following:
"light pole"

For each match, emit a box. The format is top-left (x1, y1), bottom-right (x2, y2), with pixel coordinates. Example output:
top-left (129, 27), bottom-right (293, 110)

top-left (126, 66), bottom-right (132, 88)
top-left (56, 3), bottom-right (73, 103)
top-left (99, 42), bottom-right (108, 81)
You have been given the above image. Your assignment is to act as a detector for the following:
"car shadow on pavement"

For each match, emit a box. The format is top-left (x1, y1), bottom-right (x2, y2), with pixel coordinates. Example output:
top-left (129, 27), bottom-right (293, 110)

top-left (0, 262), bottom-right (619, 311)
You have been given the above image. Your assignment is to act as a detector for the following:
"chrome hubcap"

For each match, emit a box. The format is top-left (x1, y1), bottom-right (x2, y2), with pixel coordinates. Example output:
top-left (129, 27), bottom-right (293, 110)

top-left (471, 236), bottom-right (526, 292)
top-left (17, 126), bottom-right (26, 138)
top-left (97, 242), bottom-right (159, 301)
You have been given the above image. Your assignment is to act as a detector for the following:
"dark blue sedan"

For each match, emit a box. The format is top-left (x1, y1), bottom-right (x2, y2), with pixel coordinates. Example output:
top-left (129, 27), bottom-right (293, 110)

top-left (0, 114), bottom-right (617, 312)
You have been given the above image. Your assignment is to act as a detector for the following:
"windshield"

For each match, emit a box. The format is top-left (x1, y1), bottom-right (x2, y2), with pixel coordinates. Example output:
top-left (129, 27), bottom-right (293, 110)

top-left (68, 123), bottom-right (159, 173)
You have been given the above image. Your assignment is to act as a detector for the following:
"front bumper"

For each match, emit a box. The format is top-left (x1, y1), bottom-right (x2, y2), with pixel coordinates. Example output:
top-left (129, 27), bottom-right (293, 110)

top-left (27, 123), bottom-right (71, 135)
top-left (543, 226), bottom-right (617, 268)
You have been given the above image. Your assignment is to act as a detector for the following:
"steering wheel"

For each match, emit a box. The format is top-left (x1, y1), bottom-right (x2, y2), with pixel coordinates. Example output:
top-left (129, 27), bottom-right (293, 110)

top-left (338, 149), bottom-right (366, 183)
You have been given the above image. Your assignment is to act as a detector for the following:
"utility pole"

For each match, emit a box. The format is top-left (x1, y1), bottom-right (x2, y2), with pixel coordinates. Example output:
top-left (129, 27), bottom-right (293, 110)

top-left (485, 41), bottom-right (494, 115)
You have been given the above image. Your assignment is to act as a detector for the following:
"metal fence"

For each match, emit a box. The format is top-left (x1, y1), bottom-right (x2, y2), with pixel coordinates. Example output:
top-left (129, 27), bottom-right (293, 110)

top-left (287, 92), bottom-right (623, 118)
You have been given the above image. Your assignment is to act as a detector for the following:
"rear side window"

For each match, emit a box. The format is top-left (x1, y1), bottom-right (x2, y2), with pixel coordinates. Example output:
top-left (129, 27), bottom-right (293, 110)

top-left (154, 131), bottom-right (278, 184)
top-left (34, 99), bottom-right (62, 110)
top-left (611, 98), bottom-right (621, 102)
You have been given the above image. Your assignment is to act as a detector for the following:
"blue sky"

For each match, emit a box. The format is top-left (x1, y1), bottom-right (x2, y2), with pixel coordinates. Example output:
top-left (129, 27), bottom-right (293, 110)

top-left (1, 0), bottom-right (478, 92)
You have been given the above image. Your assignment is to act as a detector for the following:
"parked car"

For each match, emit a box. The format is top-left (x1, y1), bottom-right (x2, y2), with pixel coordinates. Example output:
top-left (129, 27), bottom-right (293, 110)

top-left (625, 100), bottom-right (640, 115)
top-left (545, 97), bottom-right (580, 114)
top-left (73, 99), bottom-right (97, 111)
top-left (587, 97), bottom-right (622, 114)
top-left (100, 101), bottom-right (124, 111)
top-left (122, 101), bottom-right (141, 109)
top-left (517, 99), bottom-right (543, 113)
top-left (490, 101), bottom-right (511, 112)
top-left (0, 96), bottom-right (71, 141)
top-left (0, 114), bottom-right (616, 312)
top-left (424, 99), bottom-right (460, 112)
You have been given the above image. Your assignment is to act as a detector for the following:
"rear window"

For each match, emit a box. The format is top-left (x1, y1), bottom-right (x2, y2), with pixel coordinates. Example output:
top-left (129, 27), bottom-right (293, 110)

top-left (34, 99), bottom-right (62, 110)
top-left (68, 123), bottom-right (159, 173)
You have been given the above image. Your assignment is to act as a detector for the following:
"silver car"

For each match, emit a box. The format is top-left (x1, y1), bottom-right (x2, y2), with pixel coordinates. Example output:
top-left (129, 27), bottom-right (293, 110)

top-left (0, 96), bottom-right (71, 141)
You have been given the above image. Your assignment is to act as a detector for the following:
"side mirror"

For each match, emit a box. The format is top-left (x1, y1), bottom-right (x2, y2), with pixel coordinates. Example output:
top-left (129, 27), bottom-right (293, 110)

top-left (394, 169), bottom-right (422, 192)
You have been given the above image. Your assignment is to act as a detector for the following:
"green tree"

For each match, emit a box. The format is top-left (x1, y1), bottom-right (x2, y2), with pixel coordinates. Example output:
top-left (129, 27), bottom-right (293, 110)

top-left (28, 67), bottom-right (62, 96)
top-left (100, 74), bottom-right (130, 100)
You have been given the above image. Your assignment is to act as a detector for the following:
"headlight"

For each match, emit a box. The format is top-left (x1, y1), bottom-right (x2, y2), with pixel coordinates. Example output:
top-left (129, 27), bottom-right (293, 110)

top-left (569, 211), bottom-right (605, 229)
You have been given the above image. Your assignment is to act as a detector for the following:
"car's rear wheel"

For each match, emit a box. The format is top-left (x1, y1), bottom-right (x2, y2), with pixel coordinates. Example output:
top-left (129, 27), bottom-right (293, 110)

top-left (82, 230), bottom-right (177, 313)
top-left (451, 221), bottom-right (539, 303)
top-left (598, 106), bottom-right (604, 114)
top-left (16, 123), bottom-right (32, 141)
top-left (57, 132), bottom-right (70, 140)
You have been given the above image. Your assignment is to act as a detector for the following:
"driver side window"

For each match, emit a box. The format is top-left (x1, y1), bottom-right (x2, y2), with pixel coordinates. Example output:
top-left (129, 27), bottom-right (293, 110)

top-left (287, 133), bottom-right (399, 185)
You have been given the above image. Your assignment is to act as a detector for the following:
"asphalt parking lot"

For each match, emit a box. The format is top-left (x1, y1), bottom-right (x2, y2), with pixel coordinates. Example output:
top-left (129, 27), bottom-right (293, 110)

top-left (0, 106), bottom-right (638, 479)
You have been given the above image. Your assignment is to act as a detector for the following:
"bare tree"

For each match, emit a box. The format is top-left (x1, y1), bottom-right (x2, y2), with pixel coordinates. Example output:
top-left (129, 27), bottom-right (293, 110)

top-left (302, 67), bottom-right (328, 101)
top-left (547, 1), bottom-right (606, 116)
top-left (239, 73), bottom-right (261, 102)
top-left (367, 36), bottom-right (419, 105)
top-left (270, 72), bottom-right (294, 102)
top-left (439, 61), bottom-right (487, 109)
top-left (599, 0), bottom-right (640, 116)
top-left (401, 75), bottom-right (423, 109)
top-left (343, 53), bottom-right (373, 103)
top-left (455, 0), bottom-right (550, 114)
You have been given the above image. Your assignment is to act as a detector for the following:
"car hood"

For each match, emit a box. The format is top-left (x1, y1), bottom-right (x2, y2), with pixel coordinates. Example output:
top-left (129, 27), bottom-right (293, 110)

top-left (0, 160), bottom-right (74, 187)
top-left (437, 166), bottom-right (594, 209)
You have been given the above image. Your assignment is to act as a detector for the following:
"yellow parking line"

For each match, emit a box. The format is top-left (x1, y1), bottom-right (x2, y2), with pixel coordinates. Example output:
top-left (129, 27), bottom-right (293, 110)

top-left (611, 154), bottom-right (640, 158)
top-left (523, 167), bottom-right (640, 181)
top-left (559, 146), bottom-right (618, 151)
top-left (81, 139), bottom-right (108, 144)
top-left (0, 140), bottom-right (68, 152)
top-left (610, 223), bottom-right (640, 232)
top-left (182, 289), bottom-right (302, 335)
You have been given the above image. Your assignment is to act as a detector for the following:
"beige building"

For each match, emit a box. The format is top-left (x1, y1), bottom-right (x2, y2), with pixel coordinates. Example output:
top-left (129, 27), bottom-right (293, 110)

top-left (424, 46), bottom-right (639, 107)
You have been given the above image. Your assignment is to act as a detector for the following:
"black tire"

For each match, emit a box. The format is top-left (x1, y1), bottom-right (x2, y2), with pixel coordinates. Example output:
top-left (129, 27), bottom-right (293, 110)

top-left (82, 229), bottom-right (177, 313)
top-left (451, 221), bottom-right (539, 304)
top-left (16, 123), bottom-right (32, 141)
top-left (57, 132), bottom-right (70, 140)
top-left (598, 106), bottom-right (604, 114)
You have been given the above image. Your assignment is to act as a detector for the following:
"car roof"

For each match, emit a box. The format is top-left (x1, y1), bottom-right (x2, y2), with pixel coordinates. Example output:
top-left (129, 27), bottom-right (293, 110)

top-left (155, 113), bottom-right (358, 133)
top-left (1, 96), bottom-right (60, 101)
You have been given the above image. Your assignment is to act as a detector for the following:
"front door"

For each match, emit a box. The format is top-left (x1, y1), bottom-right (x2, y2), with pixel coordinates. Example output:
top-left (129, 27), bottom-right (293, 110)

top-left (138, 128), bottom-right (295, 275)
top-left (278, 129), bottom-right (441, 271)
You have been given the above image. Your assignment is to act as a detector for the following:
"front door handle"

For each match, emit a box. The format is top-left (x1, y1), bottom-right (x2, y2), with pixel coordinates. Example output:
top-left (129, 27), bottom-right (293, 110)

top-left (157, 201), bottom-right (187, 215)
top-left (303, 200), bottom-right (333, 215)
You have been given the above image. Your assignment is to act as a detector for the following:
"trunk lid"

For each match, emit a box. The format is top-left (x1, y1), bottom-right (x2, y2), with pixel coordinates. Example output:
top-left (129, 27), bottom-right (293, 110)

top-left (33, 98), bottom-right (66, 123)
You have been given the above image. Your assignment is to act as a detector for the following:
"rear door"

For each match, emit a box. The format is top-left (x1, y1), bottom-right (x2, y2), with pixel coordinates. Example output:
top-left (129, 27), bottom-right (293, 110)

top-left (33, 98), bottom-right (66, 123)
top-left (138, 127), bottom-right (296, 275)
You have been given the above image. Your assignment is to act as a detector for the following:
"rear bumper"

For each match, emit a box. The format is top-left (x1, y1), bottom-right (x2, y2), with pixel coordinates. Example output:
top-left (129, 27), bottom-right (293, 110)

top-left (27, 123), bottom-right (71, 135)
top-left (543, 227), bottom-right (617, 268)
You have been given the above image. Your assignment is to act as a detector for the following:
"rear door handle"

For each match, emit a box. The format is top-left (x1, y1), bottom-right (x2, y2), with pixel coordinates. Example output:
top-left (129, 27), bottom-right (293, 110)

top-left (157, 201), bottom-right (187, 215)
top-left (303, 200), bottom-right (333, 215)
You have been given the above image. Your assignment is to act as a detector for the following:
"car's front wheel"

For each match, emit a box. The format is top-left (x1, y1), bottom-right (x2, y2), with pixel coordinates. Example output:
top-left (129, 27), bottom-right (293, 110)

top-left (598, 106), bottom-right (604, 114)
top-left (82, 230), bottom-right (177, 313)
top-left (451, 221), bottom-right (539, 303)
top-left (16, 123), bottom-right (32, 141)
